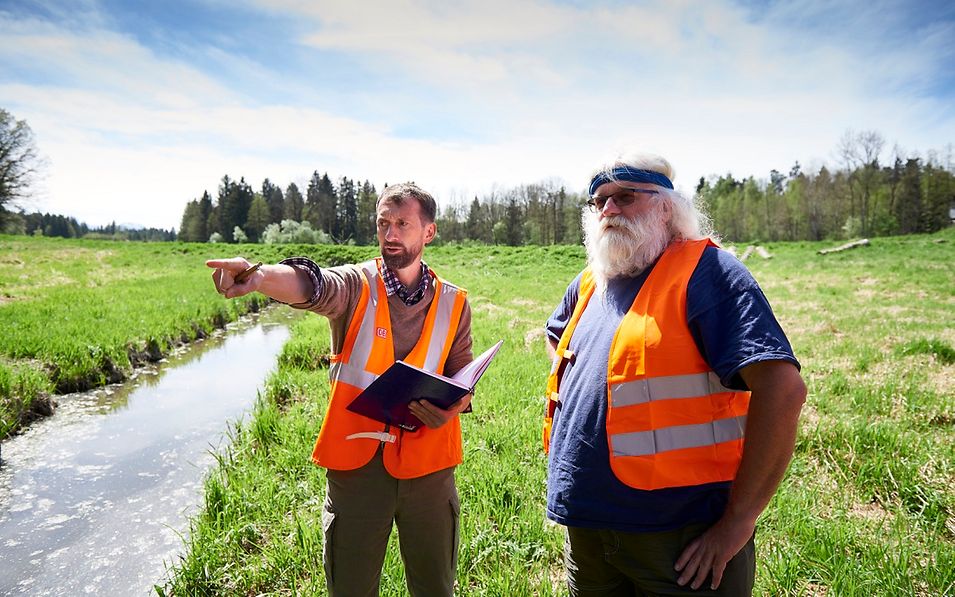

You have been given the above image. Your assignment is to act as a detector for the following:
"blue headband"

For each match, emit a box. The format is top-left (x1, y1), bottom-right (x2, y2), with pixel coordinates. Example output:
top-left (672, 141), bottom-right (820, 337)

top-left (589, 166), bottom-right (673, 196)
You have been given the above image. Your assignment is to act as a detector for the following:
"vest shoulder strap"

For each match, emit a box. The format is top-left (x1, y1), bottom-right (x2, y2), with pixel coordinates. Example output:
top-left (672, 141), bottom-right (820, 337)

top-left (431, 268), bottom-right (467, 298)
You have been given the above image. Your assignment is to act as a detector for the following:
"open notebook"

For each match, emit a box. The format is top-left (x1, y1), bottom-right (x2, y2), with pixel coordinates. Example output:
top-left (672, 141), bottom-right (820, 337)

top-left (346, 340), bottom-right (503, 431)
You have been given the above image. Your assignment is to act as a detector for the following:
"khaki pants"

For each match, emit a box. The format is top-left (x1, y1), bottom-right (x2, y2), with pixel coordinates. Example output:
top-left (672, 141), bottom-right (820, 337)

top-left (322, 451), bottom-right (460, 597)
top-left (565, 524), bottom-right (755, 596)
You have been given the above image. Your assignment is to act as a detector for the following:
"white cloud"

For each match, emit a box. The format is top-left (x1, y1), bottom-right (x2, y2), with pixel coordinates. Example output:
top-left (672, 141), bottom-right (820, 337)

top-left (0, 14), bottom-right (227, 110)
top-left (1, 0), bottom-right (952, 230)
top-left (285, 0), bottom-right (575, 88)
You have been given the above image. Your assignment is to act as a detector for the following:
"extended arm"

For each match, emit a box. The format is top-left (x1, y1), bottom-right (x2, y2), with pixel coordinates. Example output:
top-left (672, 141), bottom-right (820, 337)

top-left (675, 359), bottom-right (806, 590)
top-left (207, 257), bottom-right (314, 304)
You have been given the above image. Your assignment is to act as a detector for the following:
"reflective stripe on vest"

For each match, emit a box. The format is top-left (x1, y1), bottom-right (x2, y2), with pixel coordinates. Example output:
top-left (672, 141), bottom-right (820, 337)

top-left (423, 282), bottom-right (459, 372)
top-left (313, 258), bottom-right (468, 479)
top-left (610, 371), bottom-right (732, 408)
top-left (340, 260), bottom-right (385, 380)
top-left (329, 361), bottom-right (377, 389)
top-left (326, 260), bottom-right (395, 391)
top-left (611, 415), bottom-right (747, 457)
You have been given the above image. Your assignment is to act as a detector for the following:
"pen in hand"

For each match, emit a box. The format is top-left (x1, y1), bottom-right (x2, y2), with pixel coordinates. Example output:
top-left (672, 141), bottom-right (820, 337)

top-left (234, 262), bottom-right (263, 284)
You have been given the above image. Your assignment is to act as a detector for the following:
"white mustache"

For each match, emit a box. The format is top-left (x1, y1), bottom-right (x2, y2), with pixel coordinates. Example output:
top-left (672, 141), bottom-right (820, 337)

top-left (599, 215), bottom-right (634, 231)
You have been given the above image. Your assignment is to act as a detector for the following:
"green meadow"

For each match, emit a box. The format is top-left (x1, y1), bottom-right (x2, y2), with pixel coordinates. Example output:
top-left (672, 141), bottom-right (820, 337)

top-left (161, 231), bottom-right (954, 596)
top-left (1, 232), bottom-right (953, 595)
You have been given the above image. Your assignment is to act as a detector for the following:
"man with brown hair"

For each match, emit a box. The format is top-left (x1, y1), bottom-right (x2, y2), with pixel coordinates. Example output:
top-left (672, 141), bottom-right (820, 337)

top-left (209, 182), bottom-right (473, 596)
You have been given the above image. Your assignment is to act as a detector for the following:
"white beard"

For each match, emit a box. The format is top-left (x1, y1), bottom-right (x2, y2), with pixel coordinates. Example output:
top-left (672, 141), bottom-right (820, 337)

top-left (583, 204), bottom-right (671, 294)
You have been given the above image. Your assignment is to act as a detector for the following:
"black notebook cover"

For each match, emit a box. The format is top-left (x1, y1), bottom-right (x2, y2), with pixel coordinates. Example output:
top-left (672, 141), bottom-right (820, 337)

top-left (345, 362), bottom-right (471, 431)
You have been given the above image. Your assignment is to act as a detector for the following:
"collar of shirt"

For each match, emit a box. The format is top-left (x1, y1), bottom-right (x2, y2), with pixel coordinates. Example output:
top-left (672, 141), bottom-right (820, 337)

top-left (381, 260), bottom-right (431, 306)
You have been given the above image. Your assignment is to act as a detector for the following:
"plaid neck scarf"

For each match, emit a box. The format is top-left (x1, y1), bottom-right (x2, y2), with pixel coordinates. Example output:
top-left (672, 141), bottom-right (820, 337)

top-left (381, 260), bottom-right (431, 306)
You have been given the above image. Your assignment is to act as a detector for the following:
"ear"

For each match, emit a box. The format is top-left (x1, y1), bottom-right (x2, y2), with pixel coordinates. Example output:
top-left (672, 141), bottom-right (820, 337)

top-left (661, 196), bottom-right (673, 220)
top-left (424, 221), bottom-right (437, 244)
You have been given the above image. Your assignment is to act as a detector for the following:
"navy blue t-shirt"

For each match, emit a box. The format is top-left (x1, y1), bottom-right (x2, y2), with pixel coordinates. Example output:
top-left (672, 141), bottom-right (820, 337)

top-left (545, 246), bottom-right (799, 532)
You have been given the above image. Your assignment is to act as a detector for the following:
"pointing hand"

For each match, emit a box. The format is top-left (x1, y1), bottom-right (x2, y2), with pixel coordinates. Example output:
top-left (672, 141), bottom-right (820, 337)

top-left (206, 258), bottom-right (263, 299)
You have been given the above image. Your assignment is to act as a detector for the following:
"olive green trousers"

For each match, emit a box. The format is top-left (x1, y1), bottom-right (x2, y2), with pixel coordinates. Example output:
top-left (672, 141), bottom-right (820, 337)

top-left (322, 451), bottom-right (460, 597)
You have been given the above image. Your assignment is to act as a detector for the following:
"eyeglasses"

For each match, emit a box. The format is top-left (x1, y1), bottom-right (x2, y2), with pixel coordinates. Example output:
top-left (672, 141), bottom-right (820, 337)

top-left (587, 188), bottom-right (661, 213)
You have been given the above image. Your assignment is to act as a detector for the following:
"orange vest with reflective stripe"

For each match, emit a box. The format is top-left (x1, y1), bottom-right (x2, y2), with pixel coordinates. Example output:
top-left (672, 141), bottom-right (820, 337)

top-left (545, 239), bottom-right (750, 490)
top-left (312, 258), bottom-right (468, 479)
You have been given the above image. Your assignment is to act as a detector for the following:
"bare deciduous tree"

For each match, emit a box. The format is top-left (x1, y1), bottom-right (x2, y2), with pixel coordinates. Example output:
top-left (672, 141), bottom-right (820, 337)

top-left (0, 108), bottom-right (42, 221)
top-left (837, 129), bottom-right (884, 236)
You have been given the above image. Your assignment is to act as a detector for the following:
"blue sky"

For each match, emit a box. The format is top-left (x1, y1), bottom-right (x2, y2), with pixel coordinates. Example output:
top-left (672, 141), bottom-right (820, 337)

top-left (1, 0), bottom-right (953, 230)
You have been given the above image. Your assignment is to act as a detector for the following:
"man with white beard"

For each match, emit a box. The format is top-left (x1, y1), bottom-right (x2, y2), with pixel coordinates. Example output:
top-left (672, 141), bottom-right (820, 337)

top-left (544, 151), bottom-right (806, 596)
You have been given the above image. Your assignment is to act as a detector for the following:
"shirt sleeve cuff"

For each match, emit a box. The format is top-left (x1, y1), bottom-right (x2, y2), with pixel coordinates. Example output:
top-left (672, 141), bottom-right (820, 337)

top-left (278, 257), bottom-right (324, 309)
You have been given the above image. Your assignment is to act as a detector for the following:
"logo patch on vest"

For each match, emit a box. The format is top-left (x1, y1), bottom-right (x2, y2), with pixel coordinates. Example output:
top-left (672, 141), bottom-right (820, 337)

top-left (376, 327), bottom-right (388, 339)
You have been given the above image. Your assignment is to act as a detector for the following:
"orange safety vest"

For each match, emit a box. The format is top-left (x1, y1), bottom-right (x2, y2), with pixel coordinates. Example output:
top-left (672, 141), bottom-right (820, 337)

top-left (545, 239), bottom-right (751, 490)
top-left (312, 258), bottom-right (468, 479)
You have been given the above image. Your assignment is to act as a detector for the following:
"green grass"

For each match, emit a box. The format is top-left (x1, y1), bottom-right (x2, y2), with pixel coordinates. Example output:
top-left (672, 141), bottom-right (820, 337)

top-left (0, 235), bottom-right (375, 438)
top-left (2, 231), bottom-right (952, 595)
top-left (160, 231), bottom-right (953, 595)
top-left (735, 232), bottom-right (955, 596)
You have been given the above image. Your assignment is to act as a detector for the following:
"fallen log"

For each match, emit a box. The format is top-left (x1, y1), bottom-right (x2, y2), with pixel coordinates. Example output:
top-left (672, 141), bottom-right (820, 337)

top-left (818, 239), bottom-right (870, 255)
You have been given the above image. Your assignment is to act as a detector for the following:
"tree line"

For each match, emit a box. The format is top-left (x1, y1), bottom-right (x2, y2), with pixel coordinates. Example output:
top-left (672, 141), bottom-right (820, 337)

top-left (178, 172), bottom-right (588, 246)
top-left (433, 183), bottom-right (584, 246)
top-left (699, 131), bottom-right (955, 242)
top-left (1, 211), bottom-right (175, 241)
top-left (183, 131), bottom-right (951, 247)
top-left (177, 173), bottom-right (380, 245)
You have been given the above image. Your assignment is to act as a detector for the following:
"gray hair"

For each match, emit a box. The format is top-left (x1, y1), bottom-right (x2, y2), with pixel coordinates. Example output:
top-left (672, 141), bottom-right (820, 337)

top-left (589, 149), bottom-right (717, 243)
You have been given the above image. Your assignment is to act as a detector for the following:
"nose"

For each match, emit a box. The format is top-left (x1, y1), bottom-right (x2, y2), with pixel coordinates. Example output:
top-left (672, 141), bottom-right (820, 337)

top-left (383, 224), bottom-right (399, 241)
top-left (600, 197), bottom-right (622, 217)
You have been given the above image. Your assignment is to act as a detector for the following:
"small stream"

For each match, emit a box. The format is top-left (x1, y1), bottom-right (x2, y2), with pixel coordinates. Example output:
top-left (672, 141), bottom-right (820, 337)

top-left (0, 309), bottom-right (298, 596)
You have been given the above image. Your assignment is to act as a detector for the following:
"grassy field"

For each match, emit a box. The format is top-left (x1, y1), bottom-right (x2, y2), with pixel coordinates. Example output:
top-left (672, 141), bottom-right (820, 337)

top-left (1, 232), bottom-right (952, 595)
top-left (158, 231), bottom-right (953, 596)
top-left (0, 235), bottom-right (375, 439)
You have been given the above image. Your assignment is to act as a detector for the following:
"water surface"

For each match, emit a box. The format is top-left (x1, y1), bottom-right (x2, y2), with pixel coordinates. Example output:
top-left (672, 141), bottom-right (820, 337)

top-left (0, 311), bottom-right (295, 596)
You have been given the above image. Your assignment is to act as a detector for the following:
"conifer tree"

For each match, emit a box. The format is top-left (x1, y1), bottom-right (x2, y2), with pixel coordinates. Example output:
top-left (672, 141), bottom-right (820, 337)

top-left (304, 171), bottom-right (322, 230)
top-left (246, 194), bottom-right (271, 242)
top-left (262, 178), bottom-right (284, 224)
top-left (337, 176), bottom-right (358, 243)
top-left (466, 197), bottom-right (483, 242)
top-left (356, 180), bottom-right (378, 245)
top-left (284, 182), bottom-right (304, 221)
top-left (317, 173), bottom-right (338, 237)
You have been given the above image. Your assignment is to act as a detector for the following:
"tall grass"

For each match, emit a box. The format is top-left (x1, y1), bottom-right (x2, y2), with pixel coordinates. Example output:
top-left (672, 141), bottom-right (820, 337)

top-left (162, 230), bottom-right (954, 595)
